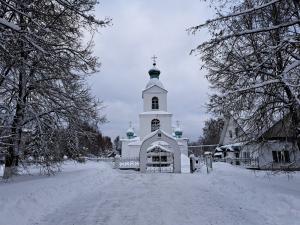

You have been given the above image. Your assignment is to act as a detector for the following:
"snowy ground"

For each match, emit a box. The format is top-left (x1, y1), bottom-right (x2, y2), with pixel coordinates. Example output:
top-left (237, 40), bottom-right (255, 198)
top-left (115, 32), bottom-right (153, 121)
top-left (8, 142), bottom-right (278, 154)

top-left (0, 161), bottom-right (300, 225)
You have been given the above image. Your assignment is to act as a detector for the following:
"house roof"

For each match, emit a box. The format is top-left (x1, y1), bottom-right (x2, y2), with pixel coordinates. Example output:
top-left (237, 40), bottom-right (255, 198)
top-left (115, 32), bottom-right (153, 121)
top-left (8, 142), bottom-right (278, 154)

top-left (214, 152), bottom-right (223, 156)
top-left (259, 113), bottom-right (297, 140)
top-left (219, 111), bottom-right (298, 145)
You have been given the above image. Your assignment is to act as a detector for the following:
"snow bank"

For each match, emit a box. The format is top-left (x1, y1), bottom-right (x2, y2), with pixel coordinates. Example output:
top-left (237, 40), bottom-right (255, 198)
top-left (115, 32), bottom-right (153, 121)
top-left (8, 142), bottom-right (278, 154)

top-left (0, 161), bottom-right (115, 225)
top-left (1, 161), bottom-right (300, 225)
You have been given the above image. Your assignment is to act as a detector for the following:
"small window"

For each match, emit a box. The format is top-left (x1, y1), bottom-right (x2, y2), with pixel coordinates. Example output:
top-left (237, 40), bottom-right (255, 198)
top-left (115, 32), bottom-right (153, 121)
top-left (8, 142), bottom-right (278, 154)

top-left (272, 151), bottom-right (278, 163)
top-left (152, 156), bottom-right (160, 162)
top-left (152, 97), bottom-right (159, 110)
top-left (235, 127), bottom-right (239, 137)
top-left (151, 119), bottom-right (160, 132)
top-left (161, 156), bottom-right (167, 162)
top-left (284, 151), bottom-right (290, 163)
top-left (229, 130), bottom-right (233, 138)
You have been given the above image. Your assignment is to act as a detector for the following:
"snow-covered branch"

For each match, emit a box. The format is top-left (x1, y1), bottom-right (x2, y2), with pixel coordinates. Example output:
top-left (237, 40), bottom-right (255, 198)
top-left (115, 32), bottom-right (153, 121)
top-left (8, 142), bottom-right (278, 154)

top-left (189, 0), bottom-right (281, 33)
top-left (197, 20), bottom-right (300, 49)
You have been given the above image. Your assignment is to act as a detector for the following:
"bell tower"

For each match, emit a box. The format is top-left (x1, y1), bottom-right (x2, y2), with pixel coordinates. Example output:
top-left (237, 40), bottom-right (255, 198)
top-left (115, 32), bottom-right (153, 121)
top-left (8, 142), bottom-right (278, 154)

top-left (139, 56), bottom-right (173, 139)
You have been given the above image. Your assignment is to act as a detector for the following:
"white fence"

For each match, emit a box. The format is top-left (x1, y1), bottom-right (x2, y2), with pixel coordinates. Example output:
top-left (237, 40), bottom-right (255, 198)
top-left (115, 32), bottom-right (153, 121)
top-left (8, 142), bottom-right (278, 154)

top-left (86, 157), bottom-right (113, 162)
top-left (114, 157), bottom-right (139, 169)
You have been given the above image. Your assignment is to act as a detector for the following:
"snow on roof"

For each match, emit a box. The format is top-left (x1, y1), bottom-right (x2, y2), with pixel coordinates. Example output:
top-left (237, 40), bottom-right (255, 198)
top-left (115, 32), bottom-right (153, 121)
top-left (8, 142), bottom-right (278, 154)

top-left (215, 147), bottom-right (223, 152)
top-left (226, 146), bottom-right (235, 152)
top-left (142, 129), bottom-right (176, 142)
top-left (120, 137), bottom-right (140, 142)
top-left (230, 142), bottom-right (245, 147)
top-left (152, 141), bottom-right (169, 146)
top-left (222, 143), bottom-right (244, 151)
top-left (128, 140), bottom-right (142, 146)
top-left (126, 127), bottom-right (134, 133)
top-left (147, 144), bottom-right (171, 153)
top-left (145, 78), bottom-right (164, 89)
top-left (204, 151), bottom-right (212, 155)
top-left (214, 152), bottom-right (223, 156)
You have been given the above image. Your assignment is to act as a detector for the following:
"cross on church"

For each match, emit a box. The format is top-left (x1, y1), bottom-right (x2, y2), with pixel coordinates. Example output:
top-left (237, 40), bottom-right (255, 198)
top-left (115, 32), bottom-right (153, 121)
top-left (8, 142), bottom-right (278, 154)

top-left (151, 55), bottom-right (157, 65)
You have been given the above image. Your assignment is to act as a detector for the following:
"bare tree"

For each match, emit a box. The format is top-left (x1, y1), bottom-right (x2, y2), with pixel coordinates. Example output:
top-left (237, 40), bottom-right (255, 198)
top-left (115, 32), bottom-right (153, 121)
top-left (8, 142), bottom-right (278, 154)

top-left (199, 118), bottom-right (224, 145)
top-left (189, 0), bottom-right (300, 142)
top-left (0, 0), bottom-right (110, 178)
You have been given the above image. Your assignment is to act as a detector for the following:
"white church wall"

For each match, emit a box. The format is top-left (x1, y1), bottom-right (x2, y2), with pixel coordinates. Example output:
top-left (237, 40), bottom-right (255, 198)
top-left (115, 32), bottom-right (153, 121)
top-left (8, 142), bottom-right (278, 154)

top-left (177, 139), bottom-right (188, 156)
top-left (139, 114), bottom-right (172, 139)
top-left (121, 140), bottom-right (140, 158)
top-left (143, 86), bottom-right (167, 112)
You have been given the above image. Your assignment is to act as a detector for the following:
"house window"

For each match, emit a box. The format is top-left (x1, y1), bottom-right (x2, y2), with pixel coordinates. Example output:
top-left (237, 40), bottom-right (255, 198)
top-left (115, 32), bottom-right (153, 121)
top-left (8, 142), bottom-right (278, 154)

top-left (229, 130), bottom-right (233, 138)
top-left (235, 127), bottom-right (239, 137)
top-left (284, 151), bottom-right (290, 163)
top-left (152, 156), bottom-right (167, 162)
top-left (161, 156), bottom-right (167, 162)
top-left (152, 156), bottom-right (160, 162)
top-left (272, 151), bottom-right (278, 163)
top-left (152, 97), bottom-right (159, 110)
top-left (272, 151), bottom-right (290, 163)
top-left (151, 119), bottom-right (160, 132)
top-left (242, 152), bottom-right (250, 158)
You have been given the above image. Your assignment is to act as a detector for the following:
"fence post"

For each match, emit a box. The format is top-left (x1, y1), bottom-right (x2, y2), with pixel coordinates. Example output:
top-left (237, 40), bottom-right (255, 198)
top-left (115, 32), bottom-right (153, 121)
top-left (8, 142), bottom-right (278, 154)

top-left (114, 155), bottom-right (120, 169)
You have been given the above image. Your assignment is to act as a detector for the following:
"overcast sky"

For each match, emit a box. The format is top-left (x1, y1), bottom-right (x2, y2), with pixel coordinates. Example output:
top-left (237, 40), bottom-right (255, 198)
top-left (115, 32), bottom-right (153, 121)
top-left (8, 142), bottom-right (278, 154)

top-left (88, 0), bottom-right (215, 142)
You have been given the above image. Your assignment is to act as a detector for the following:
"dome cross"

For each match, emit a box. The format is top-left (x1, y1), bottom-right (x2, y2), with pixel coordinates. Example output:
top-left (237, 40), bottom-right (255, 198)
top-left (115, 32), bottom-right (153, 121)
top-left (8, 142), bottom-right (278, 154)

top-left (151, 55), bottom-right (158, 66)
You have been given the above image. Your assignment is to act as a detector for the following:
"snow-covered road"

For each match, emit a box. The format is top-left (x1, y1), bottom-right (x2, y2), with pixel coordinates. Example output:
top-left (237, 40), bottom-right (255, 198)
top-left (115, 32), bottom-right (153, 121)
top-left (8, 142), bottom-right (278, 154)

top-left (1, 161), bottom-right (300, 225)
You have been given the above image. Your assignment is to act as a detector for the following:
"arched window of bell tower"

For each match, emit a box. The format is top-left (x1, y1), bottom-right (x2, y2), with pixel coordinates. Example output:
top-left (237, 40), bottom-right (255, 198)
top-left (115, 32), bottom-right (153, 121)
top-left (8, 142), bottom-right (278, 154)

top-left (152, 97), bottom-right (159, 110)
top-left (151, 119), bottom-right (160, 132)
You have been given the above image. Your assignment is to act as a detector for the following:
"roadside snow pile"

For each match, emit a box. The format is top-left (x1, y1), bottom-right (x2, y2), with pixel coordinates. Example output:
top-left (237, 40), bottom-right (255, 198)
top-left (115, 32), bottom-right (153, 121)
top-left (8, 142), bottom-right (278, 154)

top-left (0, 161), bottom-right (115, 225)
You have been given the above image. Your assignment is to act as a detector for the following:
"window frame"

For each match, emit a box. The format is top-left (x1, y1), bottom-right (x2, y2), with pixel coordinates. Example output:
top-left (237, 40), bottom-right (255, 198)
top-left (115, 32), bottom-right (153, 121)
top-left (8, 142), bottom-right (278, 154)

top-left (151, 119), bottom-right (160, 132)
top-left (152, 97), bottom-right (159, 110)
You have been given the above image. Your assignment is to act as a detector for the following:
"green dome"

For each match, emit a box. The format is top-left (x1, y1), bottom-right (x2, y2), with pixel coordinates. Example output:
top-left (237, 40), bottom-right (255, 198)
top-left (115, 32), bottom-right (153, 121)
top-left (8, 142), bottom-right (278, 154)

top-left (126, 127), bottom-right (134, 139)
top-left (174, 126), bottom-right (183, 138)
top-left (175, 130), bottom-right (183, 137)
top-left (148, 63), bottom-right (160, 79)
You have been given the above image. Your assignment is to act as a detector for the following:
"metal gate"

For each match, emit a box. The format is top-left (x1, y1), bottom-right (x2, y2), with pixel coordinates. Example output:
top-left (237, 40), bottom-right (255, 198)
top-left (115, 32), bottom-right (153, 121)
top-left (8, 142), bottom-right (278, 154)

top-left (146, 147), bottom-right (174, 173)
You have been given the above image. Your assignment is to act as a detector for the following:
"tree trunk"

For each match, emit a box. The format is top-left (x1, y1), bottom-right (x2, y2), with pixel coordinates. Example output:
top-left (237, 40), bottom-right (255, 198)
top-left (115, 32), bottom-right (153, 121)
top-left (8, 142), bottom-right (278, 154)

top-left (3, 69), bottom-right (26, 179)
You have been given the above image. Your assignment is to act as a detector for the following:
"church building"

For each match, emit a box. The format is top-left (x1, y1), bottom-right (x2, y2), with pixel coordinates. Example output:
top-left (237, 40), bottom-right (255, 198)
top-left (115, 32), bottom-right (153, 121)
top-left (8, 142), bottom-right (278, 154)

top-left (120, 59), bottom-right (188, 173)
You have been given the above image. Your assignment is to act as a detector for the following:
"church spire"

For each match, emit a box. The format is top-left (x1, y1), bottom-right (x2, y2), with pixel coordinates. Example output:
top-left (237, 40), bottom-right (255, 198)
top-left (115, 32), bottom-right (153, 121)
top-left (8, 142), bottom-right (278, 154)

top-left (148, 55), bottom-right (160, 79)
top-left (174, 121), bottom-right (183, 138)
top-left (126, 121), bottom-right (135, 139)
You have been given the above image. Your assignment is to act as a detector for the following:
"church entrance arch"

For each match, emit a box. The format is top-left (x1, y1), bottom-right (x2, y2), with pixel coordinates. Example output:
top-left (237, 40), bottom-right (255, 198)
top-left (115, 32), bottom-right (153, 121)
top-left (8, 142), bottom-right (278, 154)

top-left (139, 129), bottom-right (181, 173)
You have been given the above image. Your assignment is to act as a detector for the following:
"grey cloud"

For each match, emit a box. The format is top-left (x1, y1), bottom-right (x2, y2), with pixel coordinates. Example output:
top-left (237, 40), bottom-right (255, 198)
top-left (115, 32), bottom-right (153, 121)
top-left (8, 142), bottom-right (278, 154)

top-left (88, 0), bottom-right (214, 141)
